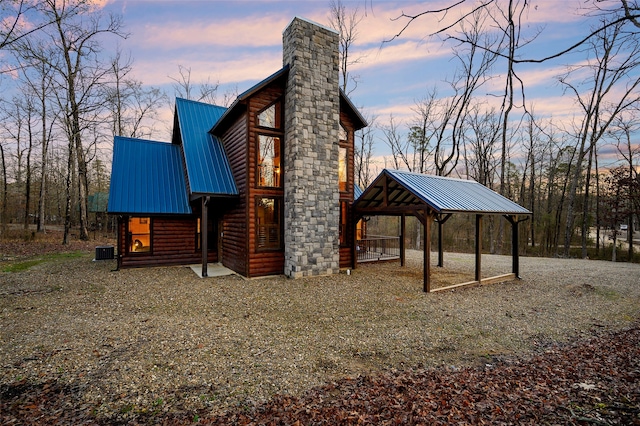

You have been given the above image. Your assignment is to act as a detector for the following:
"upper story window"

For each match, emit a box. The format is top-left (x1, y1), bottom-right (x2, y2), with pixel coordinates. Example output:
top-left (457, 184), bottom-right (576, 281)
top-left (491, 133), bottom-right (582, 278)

top-left (338, 122), bottom-right (349, 193)
top-left (257, 135), bottom-right (282, 187)
top-left (258, 102), bottom-right (282, 129)
top-left (339, 123), bottom-right (348, 141)
top-left (339, 147), bottom-right (347, 192)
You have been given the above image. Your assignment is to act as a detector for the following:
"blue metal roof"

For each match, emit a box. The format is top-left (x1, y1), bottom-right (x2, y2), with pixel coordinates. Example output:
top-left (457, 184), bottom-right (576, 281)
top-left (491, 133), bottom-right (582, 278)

top-left (354, 184), bottom-right (364, 200)
top-left (175, 98), bottom-right (238, 196)
top-left (108, 137), bottom-right (192, 215)
top-left (355, 169), bottom-right (531, 215)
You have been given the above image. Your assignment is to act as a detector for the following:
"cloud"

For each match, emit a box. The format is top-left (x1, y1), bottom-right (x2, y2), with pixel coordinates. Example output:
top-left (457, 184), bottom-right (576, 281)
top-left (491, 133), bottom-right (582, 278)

top-left (139, 14), bottom-right (291, 49)
top-left (130, 50), bottom-right (282, 88)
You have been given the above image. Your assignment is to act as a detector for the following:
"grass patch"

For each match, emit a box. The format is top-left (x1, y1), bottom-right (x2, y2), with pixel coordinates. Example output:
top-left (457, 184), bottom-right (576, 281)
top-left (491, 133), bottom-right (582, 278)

top-left (1, 251), bottom-right (85, 273)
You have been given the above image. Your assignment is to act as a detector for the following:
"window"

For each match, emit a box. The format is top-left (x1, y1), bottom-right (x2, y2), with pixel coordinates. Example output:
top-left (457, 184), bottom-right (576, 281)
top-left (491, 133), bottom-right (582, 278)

top-left (256, 197), bottom-right (281, 250)
top-left (257, 135), bottom-right (282, 187)
top-left (338, 146), bottom-right (347, 192)
top-left (128, 217), bottom-right (151, 253)
top-left (339, 123), bottom-right (348, 141)
top-left (258, 102), bottom-right (282, 129)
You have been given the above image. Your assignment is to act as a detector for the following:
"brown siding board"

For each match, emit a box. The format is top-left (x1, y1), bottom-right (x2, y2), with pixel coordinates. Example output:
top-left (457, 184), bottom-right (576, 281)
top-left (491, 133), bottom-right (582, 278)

top-left (220, 112), bottom-right (249, 276)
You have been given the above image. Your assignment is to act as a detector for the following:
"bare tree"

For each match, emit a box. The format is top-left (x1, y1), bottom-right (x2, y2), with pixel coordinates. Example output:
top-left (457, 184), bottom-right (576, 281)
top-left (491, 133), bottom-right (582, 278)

top-left (105, 49), bottom-right (167, 138)
top-left (434, 7), bottom-right (500, 177)
top-left (354, 112), bottom-right (376, 188)
top-left (40, 0), bottom-right (126, 243)
top-left (0, 1), bottom-right (56, 53)
top-left (382, 114), bottom-right (412, 172)
top-left (169, 64), bottom-right (219, 104)
top-left (561, 18), bottom-right (640, 257)
top-left (328, 0), bottom-right (364, 95)
top-left (463, 104), bottom-right (501, 186)
top-left (11, 35), bottom-right (59, 233)
top-left (610, 111), bottom-right (640, 259)
top-left (386, 1), bottom-right (639, 64)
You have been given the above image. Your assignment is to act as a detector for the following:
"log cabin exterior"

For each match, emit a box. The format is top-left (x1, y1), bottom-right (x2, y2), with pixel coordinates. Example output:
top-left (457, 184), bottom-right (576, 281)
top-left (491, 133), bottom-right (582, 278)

top-left (108, 17), bottom-right (366, 278)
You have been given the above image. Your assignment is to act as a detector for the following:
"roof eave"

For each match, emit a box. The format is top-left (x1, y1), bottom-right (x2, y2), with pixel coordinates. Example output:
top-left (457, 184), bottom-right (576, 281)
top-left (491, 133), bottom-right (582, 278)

top-left (211, 65), bottom-right (289, 135)
top-left (340, 89), bottom-right (367, 130)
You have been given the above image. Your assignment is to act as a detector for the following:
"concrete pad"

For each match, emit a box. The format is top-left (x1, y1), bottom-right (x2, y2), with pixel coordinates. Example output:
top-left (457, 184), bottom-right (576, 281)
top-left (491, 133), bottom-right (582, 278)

top-left (189, 263), bottom-right (235, 278)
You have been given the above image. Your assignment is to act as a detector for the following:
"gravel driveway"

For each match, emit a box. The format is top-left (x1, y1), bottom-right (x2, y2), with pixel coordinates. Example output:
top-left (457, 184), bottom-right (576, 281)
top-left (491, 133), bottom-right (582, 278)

top-left (1, 250), bottom-right (639, 420)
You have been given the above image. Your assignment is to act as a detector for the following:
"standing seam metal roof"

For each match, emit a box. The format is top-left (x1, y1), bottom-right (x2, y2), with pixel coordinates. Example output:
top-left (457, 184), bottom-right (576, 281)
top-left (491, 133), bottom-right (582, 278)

top-left (175, 98), bottom-right (238, 196)
top-left (107, 137), bottom-right (192, 215)
top-left (355, 169), bottom-right (531, 215)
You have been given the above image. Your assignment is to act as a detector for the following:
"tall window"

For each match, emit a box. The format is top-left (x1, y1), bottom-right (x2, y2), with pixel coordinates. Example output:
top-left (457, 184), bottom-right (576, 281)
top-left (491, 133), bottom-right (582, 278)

top-left (256, 197), bottom-right (281, 250)
top-left (257, 135), bottom-right (281, 187)
top-left (338, 123), bottom-right (348, 193)
top-left (128, 217), bottom-right (151, 253)
top-left (338, 147), bottom-right (347, 192)
top-left (256, 101), bottom-right (283, 188)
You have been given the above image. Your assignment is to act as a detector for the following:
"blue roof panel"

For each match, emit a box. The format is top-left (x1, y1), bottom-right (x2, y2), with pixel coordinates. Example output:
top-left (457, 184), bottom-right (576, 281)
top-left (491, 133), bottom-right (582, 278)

top-left (175, 98), bottom-right (238, 196)
top-left (108, 137), bottom-right (192, 215)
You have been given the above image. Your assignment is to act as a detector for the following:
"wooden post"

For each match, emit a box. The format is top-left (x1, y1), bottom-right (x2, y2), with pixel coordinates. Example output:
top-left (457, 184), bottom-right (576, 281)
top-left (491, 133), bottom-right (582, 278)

top-left (436, 213), bottom-right (451, 267)
top-left (508, 215), bottom-right (520, 278)
top-left (475, 214), bottom-right (482, 282)
top-left (352, 214), bottom-right (358, 270)
top-left (437, 216), bottom-right (444, 267)
top-left (400, 214), bottom-right (406, 267)
top-left (201, 196), bottom-right (210, 277)
top-left (424, 211), bottom-right (432, 293)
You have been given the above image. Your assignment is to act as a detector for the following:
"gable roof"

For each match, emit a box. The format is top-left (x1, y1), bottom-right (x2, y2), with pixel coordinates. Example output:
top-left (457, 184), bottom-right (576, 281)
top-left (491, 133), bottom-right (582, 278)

top-left (210, 67), bottom-right (289, 136)
top-left (174, 98), bottom-right (238, 196)
top-left (108, 137), bottom-right (192, 215)
top-left (211, 65), bottom-right (367, 135)
top-left (355, 169), bottom-right (531, 215)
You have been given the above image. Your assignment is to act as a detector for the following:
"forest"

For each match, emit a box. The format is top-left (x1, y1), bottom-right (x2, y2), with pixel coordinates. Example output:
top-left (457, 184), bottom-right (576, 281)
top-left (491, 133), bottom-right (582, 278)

top-left (0, 0), bottom-right (639, 262)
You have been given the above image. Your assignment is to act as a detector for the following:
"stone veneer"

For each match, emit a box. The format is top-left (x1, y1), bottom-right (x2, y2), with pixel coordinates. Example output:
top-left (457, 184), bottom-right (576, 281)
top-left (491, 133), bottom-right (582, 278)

top-left (282, 17), bottom-right (340, 278)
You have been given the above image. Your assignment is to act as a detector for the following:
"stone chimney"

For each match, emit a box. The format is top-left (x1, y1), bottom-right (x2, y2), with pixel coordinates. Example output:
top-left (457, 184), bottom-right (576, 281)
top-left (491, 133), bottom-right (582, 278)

top-left (282, 17), bottom-right (340, 278)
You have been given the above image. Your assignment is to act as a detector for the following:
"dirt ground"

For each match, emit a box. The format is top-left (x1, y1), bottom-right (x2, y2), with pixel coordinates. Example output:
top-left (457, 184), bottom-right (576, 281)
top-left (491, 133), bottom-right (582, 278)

top-left (1, 236), bottom-right (639, 424)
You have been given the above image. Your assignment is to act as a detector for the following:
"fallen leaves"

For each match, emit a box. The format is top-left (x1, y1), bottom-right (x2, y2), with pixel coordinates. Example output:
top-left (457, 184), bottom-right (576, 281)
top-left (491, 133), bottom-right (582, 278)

top-left (1, 323), bottom-right (638, 425)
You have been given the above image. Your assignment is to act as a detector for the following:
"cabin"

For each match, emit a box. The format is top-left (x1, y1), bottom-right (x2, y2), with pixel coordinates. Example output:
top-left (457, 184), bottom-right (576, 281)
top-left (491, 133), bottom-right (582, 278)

top-left (108, 17), bottom-right (367, 278)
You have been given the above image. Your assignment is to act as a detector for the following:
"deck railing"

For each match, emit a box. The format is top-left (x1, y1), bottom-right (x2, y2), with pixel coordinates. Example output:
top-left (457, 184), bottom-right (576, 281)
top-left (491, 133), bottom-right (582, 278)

top-left (356, 235), bottom-right (400, 262)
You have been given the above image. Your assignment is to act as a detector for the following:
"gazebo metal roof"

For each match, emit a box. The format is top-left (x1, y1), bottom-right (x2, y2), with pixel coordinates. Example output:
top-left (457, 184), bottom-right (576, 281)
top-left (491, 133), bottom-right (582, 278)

top-left (354, 169), bottom-right (531, 216)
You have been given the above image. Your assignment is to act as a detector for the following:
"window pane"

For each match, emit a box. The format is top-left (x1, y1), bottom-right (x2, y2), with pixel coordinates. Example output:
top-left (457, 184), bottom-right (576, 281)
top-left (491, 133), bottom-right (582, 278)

top-left (257, 198), bottom-right (281, 249)
top-left (258, 103), bottom-right (281, 129)
top-left (339, 146), bottom-right (347, 192)
top-left (129, 217), bottom-right (151, 253)
top-left (339, 124), bottom-right (348, 141)
top-left (258, 135), bottom-right (281, 187)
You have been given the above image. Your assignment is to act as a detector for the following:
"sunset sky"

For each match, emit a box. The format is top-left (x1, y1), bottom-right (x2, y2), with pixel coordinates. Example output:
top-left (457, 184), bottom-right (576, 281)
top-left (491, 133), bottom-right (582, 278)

top-left (98, 0), bottom-right (622, 163)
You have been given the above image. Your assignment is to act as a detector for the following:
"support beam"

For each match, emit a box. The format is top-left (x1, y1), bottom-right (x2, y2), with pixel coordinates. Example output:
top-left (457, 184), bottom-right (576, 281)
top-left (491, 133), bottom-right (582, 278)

top-left (424, 211), bottom-right (432, 293)
top-left (352, 213), bottom-right (359, 270)
top-left (400, 214), bottom-right (406, 267)
top-left (436, 213), bottom-right (452, 267)
top-left (505, 215), bottom-right (522, 278)
top-left (201, 196), bottom-right (210, 278)
top-left (475, 214), bottom-right (483, 282)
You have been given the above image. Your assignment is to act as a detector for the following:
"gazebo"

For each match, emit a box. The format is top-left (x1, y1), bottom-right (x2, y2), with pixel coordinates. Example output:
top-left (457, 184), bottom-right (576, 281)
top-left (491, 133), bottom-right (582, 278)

top-left (353, 169), bottom-right (532, 292)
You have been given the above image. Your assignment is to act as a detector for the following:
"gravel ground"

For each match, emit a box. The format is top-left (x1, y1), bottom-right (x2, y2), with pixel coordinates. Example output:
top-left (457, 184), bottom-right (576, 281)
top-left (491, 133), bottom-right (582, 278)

top-left (1, 250), bottom-right (639, 422)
